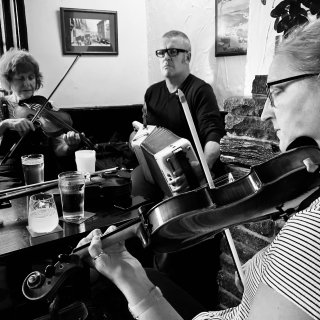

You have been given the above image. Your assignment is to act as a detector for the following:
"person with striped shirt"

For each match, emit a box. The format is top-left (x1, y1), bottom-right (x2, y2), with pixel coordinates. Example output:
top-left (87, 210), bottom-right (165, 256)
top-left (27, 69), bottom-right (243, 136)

top-left (77, 18), bottom-right (320, 320)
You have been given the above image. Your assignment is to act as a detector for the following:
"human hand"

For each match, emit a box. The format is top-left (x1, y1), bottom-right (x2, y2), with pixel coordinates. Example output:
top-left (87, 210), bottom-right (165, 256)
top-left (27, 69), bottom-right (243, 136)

top-left (2, 118), bottom-right (35, 134)
top-left (76, 226), bottom-right (145, 288)
top-left (168, 160), bottom-right (205, 194)
top-left (63, 131), bottom-right (81, 148)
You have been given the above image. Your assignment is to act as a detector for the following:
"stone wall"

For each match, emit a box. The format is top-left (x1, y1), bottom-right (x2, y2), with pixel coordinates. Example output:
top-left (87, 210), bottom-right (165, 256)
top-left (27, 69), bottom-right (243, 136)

top-left (217, 76), bottom-right (284, 309)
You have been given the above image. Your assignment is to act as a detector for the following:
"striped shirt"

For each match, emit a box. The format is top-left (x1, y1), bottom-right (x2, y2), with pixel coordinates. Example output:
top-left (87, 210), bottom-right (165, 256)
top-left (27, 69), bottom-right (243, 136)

top-left (193, 197), bottom-right (320, 320)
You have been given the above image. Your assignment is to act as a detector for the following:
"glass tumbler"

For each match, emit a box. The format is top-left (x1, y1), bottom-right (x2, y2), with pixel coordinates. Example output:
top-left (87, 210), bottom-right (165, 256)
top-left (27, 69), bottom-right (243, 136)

top-left (28, 193), bottom-right (59, 233)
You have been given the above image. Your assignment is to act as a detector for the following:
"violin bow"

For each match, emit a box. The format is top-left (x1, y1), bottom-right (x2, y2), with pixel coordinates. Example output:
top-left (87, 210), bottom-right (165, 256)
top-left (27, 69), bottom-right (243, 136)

top-left (177, 89), bottom-right (245, 286)
top-left (0, 54), bottom-right (81, 165)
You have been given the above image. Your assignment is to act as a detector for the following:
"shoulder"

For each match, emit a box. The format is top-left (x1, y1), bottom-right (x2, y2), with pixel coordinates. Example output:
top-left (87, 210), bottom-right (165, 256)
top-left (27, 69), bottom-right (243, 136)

top-left (261, 203), bottom-right (320, 319)
top-left (145, 80), bottom-right (167, 102)
top-left (182, 74), bottom-right (215, 98)
top-left (146, 80), bottom-right (166, 93)
top-left (188, 74), bottom-right (212, 90)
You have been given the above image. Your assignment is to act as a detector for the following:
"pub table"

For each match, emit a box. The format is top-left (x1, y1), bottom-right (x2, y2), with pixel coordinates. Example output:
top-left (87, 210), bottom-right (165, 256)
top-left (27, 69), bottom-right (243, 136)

top-left (0, 184), bottom-right (152, 319)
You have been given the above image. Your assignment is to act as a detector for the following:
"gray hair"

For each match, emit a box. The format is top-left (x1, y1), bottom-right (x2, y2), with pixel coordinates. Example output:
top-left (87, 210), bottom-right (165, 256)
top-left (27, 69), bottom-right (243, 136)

top-left (0, 47), bottom-right (43, 91)
top-left (162, 30), bottom-right (191, 51)
top-left (276, 19), bottom-right (320, 73)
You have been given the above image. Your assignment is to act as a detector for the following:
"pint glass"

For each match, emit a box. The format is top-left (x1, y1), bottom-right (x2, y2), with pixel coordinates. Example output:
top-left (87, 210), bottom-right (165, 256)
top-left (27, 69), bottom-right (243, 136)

top-left (21, 154), bottom-right (44, 185)
top-left (58, 171), bottom-right (85, 221)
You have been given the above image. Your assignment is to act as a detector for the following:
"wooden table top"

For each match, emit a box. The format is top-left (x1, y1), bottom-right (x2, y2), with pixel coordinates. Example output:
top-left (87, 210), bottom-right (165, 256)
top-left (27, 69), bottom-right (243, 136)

top-left (0, 189), bottom-right (150, 258)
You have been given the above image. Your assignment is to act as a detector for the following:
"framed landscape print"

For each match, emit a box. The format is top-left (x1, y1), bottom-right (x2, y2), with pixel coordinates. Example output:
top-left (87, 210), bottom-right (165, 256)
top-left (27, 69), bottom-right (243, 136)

top-left (215, 0), bottom-right (249, 57)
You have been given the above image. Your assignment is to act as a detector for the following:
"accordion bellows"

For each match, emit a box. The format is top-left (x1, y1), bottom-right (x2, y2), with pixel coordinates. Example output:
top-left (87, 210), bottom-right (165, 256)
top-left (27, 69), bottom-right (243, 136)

top-left (131, 121), bottom-right (200, 197)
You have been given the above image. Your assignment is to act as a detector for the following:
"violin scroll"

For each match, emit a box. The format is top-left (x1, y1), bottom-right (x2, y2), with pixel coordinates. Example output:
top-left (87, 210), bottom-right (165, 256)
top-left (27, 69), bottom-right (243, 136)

top-left (22, 254), bottom-right (86, 301)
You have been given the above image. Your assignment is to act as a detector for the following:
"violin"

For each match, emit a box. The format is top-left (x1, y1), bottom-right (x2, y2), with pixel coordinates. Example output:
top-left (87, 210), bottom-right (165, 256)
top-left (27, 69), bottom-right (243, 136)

top-left (16, 95), bottom-right (73, 137)
top-left (0, 54), bottom-right (98, 166)
top-left (22, 145), bottom-right (320, 301)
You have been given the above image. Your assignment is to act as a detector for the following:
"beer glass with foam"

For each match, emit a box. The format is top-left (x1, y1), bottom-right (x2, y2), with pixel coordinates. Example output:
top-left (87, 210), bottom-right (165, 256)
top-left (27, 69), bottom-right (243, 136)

top-left (58, 171), bottom-right (85, 221)
top-left (21, 154), bottom-right (44, 185)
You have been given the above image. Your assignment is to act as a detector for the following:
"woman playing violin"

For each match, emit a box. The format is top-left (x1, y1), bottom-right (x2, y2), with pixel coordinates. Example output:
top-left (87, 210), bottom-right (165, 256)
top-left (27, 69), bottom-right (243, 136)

top-left (76, 18), bottom-right (320, 320)
top-left (0, 48), bottom-right (81, 188)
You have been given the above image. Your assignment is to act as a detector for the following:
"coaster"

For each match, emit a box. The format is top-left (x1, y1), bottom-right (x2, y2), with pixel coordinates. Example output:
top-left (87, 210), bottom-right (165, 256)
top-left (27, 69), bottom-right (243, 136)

top-left (26, 224), bottom-right (63, 238)
top-left (59, 211), bottom-right (96, 224)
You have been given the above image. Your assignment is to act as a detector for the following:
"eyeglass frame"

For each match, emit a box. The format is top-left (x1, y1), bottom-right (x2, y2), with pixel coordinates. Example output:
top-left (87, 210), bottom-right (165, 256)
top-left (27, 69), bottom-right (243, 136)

top-left (155, 48), bottom-right (189, 58)
top-left (266, 73), bottom-right (319, 108)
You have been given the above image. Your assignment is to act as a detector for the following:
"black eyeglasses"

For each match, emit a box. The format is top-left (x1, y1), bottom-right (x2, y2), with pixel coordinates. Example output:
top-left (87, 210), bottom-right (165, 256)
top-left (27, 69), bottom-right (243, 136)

top-left (266, 73), bottom-right (319, 108)
top-left (155, 48), bottom-right (189, 58)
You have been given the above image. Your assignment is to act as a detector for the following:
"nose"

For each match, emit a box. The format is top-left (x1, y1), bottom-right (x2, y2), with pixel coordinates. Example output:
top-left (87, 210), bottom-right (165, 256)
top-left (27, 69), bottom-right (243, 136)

top-left (163, 51), bottom-right (172, 59)
top-left (23, 78), bottom-right (32, 86)
top-left (261, 98), bottom-right (275, 122)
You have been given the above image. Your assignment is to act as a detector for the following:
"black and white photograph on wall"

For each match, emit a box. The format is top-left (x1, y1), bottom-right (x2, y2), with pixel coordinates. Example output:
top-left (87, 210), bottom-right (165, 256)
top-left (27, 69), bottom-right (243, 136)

top-left (60, 8), bottom-right (118, 55)
top-left (215, 0), bottom-right (249, 57)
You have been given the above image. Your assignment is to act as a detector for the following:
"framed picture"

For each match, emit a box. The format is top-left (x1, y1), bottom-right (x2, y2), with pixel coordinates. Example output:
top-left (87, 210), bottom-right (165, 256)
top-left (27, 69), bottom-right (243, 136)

top-left (60, 8), bottom-right (118, 55)
top-left (215, 0), bottom-right (249, 57)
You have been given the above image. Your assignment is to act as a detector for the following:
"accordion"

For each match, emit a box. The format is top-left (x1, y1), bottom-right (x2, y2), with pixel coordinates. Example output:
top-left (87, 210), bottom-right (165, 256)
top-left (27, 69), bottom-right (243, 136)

top-left (131, 121), bottom-right (201, 197)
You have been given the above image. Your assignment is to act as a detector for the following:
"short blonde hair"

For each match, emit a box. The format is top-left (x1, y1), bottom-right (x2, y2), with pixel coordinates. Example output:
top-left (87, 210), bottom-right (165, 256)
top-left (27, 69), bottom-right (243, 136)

top-left (276, 19), bottom-right (320, 73)
top-left (162, 30), bottom-right (191, 52)
top-left (0, 48), bottom-right (43, 91)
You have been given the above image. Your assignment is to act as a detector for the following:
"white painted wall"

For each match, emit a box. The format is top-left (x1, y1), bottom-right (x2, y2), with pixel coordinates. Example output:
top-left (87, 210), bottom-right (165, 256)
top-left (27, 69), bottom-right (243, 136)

top-left (24, 0), bottom-right (148, 108)
top-left (23, 0), bottom-right (276, 109)
top-left (145, 0), bottom-right (247, 109)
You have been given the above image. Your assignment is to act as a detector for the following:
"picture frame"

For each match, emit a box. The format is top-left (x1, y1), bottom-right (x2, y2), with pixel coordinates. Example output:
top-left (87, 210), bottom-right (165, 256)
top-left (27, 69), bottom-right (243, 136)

top-left (215, 0), bottom-right (249, 57)
top-left (60, 8), bottom-right (118, 55)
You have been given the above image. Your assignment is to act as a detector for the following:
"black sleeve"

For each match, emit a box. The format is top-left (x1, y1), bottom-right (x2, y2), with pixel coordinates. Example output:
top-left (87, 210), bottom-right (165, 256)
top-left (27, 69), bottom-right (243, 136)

top-left (192, 84), bottom-right (226, 145)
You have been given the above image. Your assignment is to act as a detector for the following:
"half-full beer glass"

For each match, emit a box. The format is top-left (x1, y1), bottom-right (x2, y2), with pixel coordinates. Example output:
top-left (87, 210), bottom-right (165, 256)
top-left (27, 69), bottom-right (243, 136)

top-left (21, 154), bottom-right (44, 185)
top-left (58, 171), bottom-right (85, 221)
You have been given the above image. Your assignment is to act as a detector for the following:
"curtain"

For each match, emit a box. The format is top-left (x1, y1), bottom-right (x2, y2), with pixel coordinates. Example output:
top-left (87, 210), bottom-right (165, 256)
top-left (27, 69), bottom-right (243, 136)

top-left (0, 0), bottom-right (28, 55)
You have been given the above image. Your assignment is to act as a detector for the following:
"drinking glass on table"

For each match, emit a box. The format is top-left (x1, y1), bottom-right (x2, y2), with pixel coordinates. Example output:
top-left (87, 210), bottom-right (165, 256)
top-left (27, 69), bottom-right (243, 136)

top-left (75, 150), bottom-right (96, 174)
top-left (58, 171), bottom-right (85, 221)
top-left (21, 154), bottom-right (44, 185)
top-left (28, 193), bottom-right (59, 233)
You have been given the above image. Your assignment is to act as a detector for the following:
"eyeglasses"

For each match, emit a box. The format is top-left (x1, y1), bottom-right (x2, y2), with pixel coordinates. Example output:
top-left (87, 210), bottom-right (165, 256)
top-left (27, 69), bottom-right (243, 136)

top-left (155, 48), bottom-right (189, 58)
top-left (266, 73), bottom-right (319, 108)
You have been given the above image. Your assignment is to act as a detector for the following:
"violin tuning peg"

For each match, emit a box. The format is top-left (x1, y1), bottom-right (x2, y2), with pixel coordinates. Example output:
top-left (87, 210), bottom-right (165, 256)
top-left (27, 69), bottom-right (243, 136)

top-left (44, 264), bottom-right (55, 278)
top-left (57, 253), bottom-right (71, 263)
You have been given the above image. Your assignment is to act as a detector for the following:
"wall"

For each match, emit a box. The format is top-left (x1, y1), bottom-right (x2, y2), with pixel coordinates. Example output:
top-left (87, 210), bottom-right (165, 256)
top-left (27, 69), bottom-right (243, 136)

top-left (24, 1), bottom-right (278, 110)
top-left (24, 0), bottom-right (148, 108)
top-left (145, 0), bottom-right (247, 109)
top-left (244, 0), bottom-right (279, 96)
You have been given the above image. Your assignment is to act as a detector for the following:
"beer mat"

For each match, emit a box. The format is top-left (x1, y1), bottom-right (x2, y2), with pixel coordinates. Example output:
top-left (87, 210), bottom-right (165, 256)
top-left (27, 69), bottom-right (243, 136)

top-left (26, 225), bottom-right (63, 238)
top-left (59, 211), bottom-right (96, 224)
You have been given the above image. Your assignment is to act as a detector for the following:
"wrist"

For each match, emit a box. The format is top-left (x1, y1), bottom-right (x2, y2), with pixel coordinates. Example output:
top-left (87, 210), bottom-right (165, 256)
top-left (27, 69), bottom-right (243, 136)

top-left (128, 286), bottom-right (163, 319)
top-left (111, 267), bottom-right (155, 306)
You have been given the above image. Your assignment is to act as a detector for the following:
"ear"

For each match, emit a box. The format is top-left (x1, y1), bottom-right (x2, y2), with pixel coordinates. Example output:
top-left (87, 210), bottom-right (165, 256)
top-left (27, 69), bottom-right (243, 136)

top-left (186, 51), bottom-right (191, 62)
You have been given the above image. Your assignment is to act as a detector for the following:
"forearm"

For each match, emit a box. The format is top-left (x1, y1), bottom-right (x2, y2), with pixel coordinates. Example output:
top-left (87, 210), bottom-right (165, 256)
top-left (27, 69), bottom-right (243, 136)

top-left (101, 263), bottom-right (183, 320)
top-left (204, 141), bottom-right (220, 169)
top-left (0, 119), bottom-right (9, 136)
top-left (124, 277), bottom-right (183, 320)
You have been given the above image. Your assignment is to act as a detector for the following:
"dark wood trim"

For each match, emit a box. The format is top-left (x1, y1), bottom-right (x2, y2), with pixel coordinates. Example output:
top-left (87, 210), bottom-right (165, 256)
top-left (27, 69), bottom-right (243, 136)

top-left (61, 104), bottom-right (143, 111)
top-left (14, 0), bottom-right (28, 50)
top-left (2, 0), bottom-right (14, 50)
